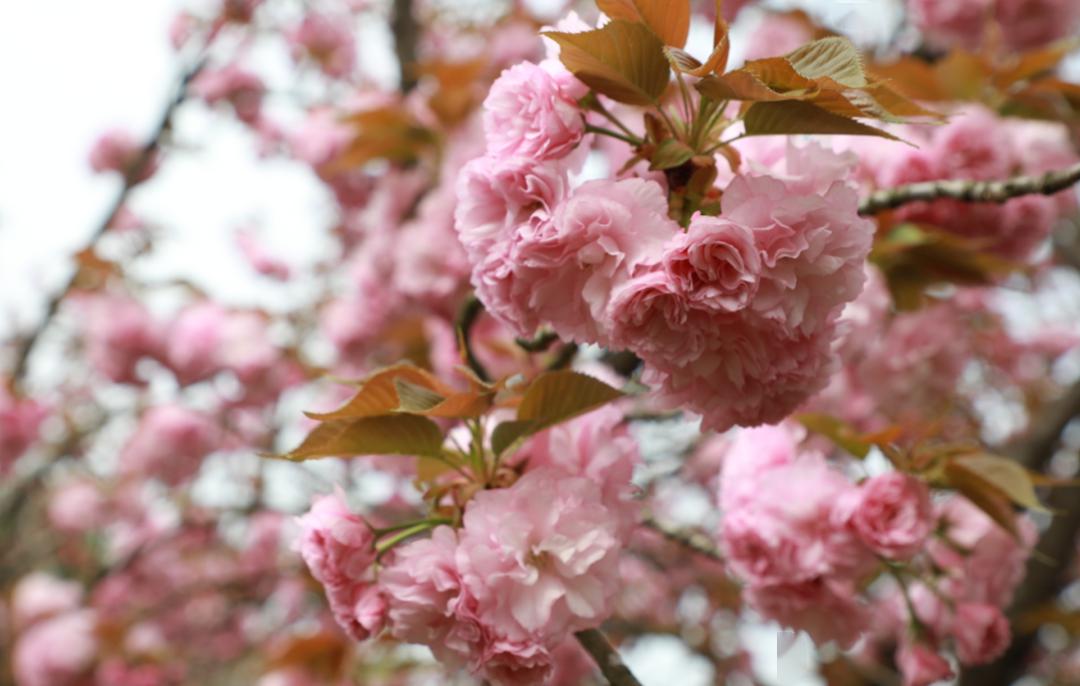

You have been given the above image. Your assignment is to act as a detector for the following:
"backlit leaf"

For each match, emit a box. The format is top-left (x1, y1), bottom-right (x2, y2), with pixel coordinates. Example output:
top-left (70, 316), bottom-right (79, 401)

top-left (949, 454), bottom-right (1050, 513)
top-left (943, 460), bottom-right (1021, 538)
top-left (742, 101), bottom-right (903, 140)
top-left (785, 36), bottom-right (867, 87)
top-left (545, 21), bottom-right (670, 105)
top-left (650, 138), bottom-right (695, 170)
top-left (306, 364), bottom-right (450, 420)
top-left (277, 415), bottom-right (445, 461)
top-left (596, 0), bottom-right (691, 48)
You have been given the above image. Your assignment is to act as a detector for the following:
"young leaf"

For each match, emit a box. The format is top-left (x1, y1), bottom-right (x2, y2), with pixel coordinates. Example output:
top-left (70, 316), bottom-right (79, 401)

top-left (785, 36), bottom-right (867, 87)
top-left (742, 101), bottom-right (903, 140)
top-left (797, 413), bottom-right (875, 459)
top-left (948, 454), bottom-right (1051, 513)
top-left (545, 21), bottom-right (670, 105)
top-left (489, 371), bottom-right (624, 456)
top-left (650, 138), bottom-right (695, 170)
top-left (278, 415), bottom-right (445, 461)
top-left (517, 370), bottom-right (624, 425)
top-left (596, 0), bottom-right (691, 48)
top-left (306, 363), bottom-right (451, 420)
top-left (943, 460), bottom-right (1021, 538)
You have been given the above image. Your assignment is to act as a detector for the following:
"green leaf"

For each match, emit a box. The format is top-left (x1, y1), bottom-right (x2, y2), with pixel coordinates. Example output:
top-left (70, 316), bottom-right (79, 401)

top-left (596, 0), bottom-right (691, 48)
top-left (949, 454), bottom-right (1050, 513)
top-left (277, 415), bottom-right (445, 461)
top-left (785, 36), bottom-right (867, 87)
top-left (545, 20), bottom-right (670, 105)
top-left (490, 420), bottom-right (538, 458)
top-left (742, 100), bottom-right (903, 140)
top-left (490, 370), bottom-right (624, 456)
top-left (650, 139), bottom-right (695, 170)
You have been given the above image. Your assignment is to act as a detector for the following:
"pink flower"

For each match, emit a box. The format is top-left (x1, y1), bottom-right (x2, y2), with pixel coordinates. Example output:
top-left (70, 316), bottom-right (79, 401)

top-left (88, 129), bottom-right (158, 182)
top-left (119, 405), bottom-right (219, 485)
top-left (643, 320), bottom-right (838, 432)
top-left (454, 155), bottom-right (568, 264)
top-left (515, 178), bottom-right (677, 342)
top-left (908, 0), bottom-right (992, 49)
top-left (717, 425), bottom-right (799, 512)
top-left (296, 491), bottom-right (376, 590)
top-left (164, 302), bottom-right (228, 385)
top-left (288, 14), bottom-right (356, 78)
top-left (666, 215), bottom-right (762, 312)
top-left (896, 641), bottom-right (954, 686)
top-left (744, 13), bottom-right (813, 61)
top-left (995, 0), bottom-right (1080, 50)
top-left (12, 573), bottom-right (83, 630)
top-left (929, 496), bottom-right (1037, 606)
top-left (721, 172), bottom-right (872, 337)
top-left (720, 454), bottom-right (871, 585)
top-left (193, 66), bottom-right (265, 124)
top-left (78, 294), bottom-right (163, 385)
top-left (380, 526), bottom-right (487, 669)
top-left (0, 386), bottom-right (47, 473)
top-left (483, 62), bottom-right (584, 162)
top-left (952, 602), bottom-right (1010, 666)
top-left (47, 479), bottom-right (105, 534)
top-left (326, 584), bottom-right (387, 642)
top-left (12, 610), bottom-right (99, 686)
top-left (518, 406), bottom-right (641, 536)
top-left (457, 469), bottom-right (622, 642)
top-left (607, 268), bottom-right (711, 368)
top-left (837, 473), bottom-right (933, 560)
top-left (745, 578), bottom-right (870, 648)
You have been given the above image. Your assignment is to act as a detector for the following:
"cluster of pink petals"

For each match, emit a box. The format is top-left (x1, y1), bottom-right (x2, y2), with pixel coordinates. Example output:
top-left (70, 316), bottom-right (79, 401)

top-left (88, 129), bottom-right (158, 183)
top-left (12, 610), bottom-right (99, 686)
top-left (718, 425), bottom-right (934, 647)
top-left (76, 294), bottom-right (164, 385)
top-left (298, 455), bottom-right (633, 685)
top-left (482, 62), bottom-right (585, 162)
top-left (193, 65), bottom-right (265, 125)
top-left (119, 405), bottom-right (220, 485)
top-left (0, 384), bottom-right (47, 474)
top-left (380, 468), bottom-right (624, 685)
top-left (296, 491), bottom-right (385, 642)
top-left (909, 0), bottom-right (1080, 51)
top-left (287, 13), bottom-right (356, 78)
top-left (622, 144), bottom-right (873, 431)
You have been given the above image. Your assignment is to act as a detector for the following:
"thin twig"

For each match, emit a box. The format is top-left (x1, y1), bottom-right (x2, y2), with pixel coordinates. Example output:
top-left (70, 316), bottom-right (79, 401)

top-left (859, 161), bottom-right (1080, 215)
top-left (8, 57), bottom-right (206, 390)
top-left (575, 628), bottom-right (643, 686)
top-left (642, 514), bottom-right (724, 562)
top-left (456, 295), bottom-right (491, 383)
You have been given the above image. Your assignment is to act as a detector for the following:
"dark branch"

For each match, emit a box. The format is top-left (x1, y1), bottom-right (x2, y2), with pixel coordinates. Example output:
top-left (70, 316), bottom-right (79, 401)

top-left (391, 0), bottom-right (419, 93)
top-left (960, 380), bottom-right (1080, 685)
top-left (859, 161), bottom-right (1080, 215)
top-left (575, 629), bottom-right (643, 686)
top-left (456, 295), bottom-right (491, 383)
top-left (8, 57), bottom-right (205, 390)
top-left (642, 514), bottom-right (724, 562)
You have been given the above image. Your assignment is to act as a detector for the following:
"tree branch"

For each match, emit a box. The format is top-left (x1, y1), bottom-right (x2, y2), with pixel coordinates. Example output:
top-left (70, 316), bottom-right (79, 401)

top-left (960, 379), bottom-right (1080, 685)
top-left (456, 295), bottom-right (491, 383)
top-left (391, 0), bottom-right (419, 93)
top-left (859, 161), bottom-right (1080, 216)
top-left (642, 514), bottom-right (724, 562)
top-left (575, 628), bottom-right (643, 686)
top-left (7, 57), bottom-right (205, 391)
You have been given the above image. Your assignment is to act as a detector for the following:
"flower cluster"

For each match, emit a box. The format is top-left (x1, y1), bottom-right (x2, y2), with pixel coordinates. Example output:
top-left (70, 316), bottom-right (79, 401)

top-left (718, 424), bottom-right (1035, 683)
top-left (909, 0), bottom-right (1080, 51)
top-left (295, 408), bottom-right (640, 685)
top-left (458, 47), bottom-right (874, 432)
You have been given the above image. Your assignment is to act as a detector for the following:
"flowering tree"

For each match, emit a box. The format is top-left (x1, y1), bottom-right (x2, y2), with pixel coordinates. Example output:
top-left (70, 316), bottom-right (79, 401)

top-left (4, 1), bottom-right (1080, 685)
